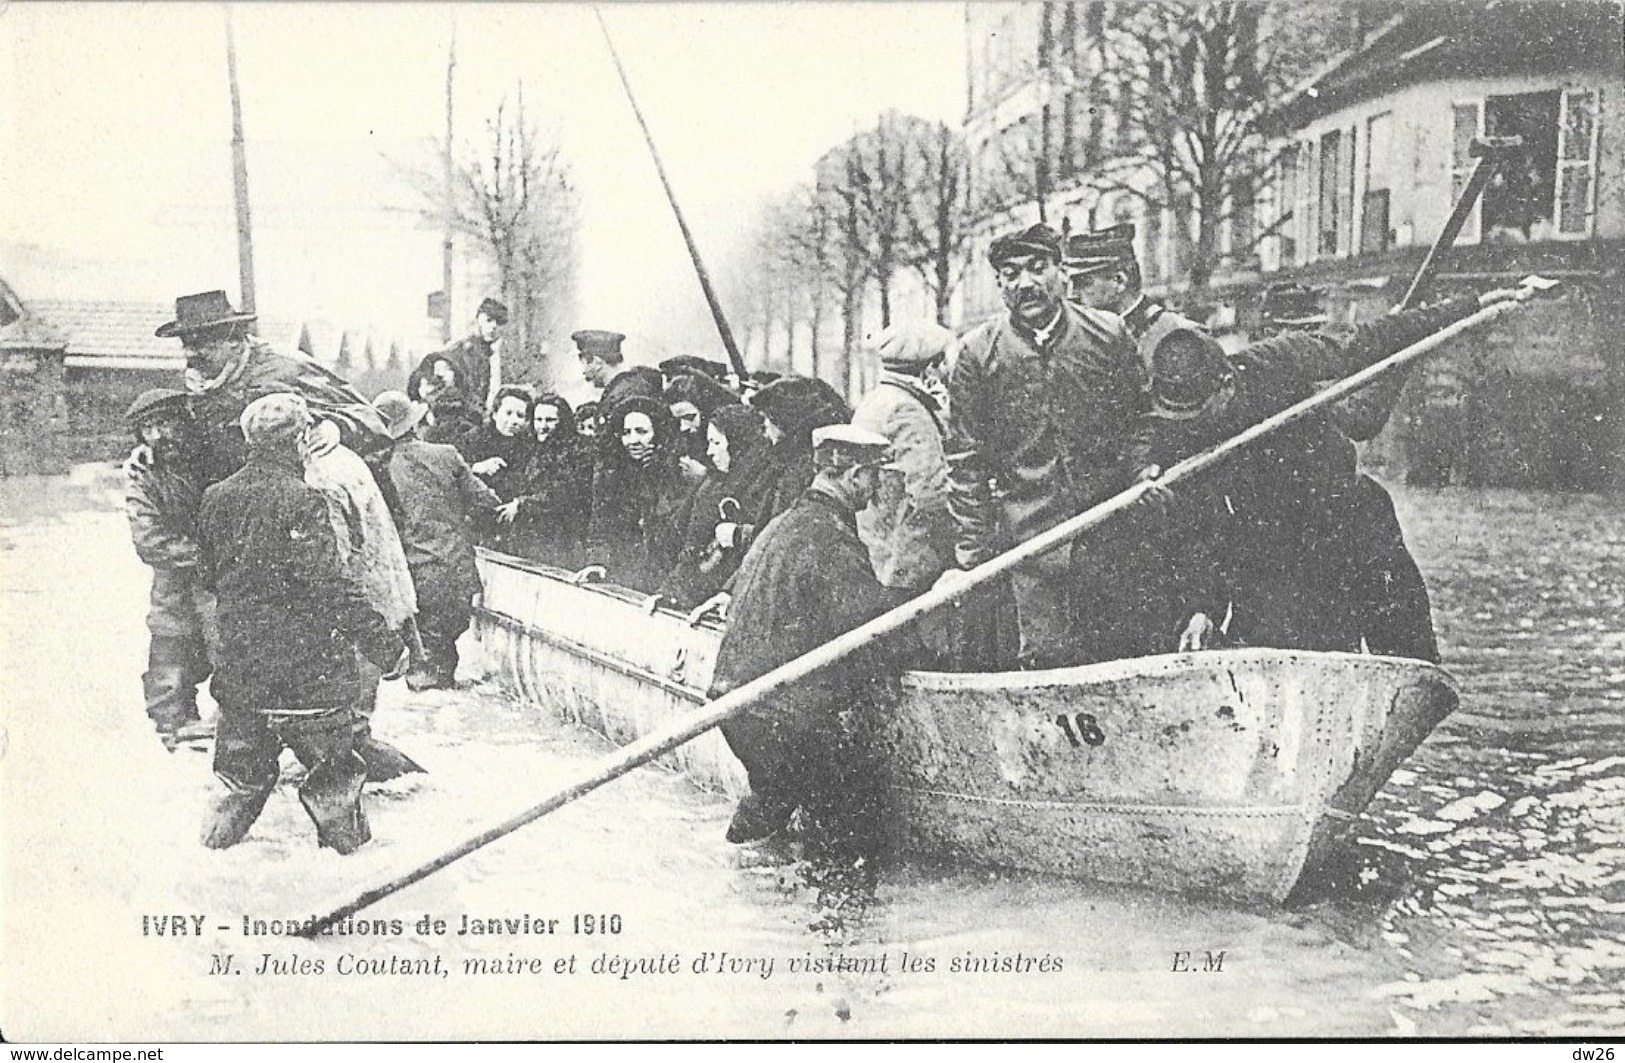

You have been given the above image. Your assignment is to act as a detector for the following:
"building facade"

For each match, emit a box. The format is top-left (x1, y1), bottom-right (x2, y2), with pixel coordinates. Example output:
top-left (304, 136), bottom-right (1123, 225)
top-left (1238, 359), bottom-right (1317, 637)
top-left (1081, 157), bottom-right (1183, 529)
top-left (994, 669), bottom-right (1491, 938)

top-left (961, 0), bottom-right (1623, 488)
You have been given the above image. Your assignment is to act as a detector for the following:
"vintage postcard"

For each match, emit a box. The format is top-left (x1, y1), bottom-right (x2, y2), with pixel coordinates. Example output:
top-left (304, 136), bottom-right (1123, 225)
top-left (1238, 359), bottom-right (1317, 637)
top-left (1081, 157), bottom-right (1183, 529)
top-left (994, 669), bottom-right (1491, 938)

top-left (2, 0), bottom-right (1622, 1044)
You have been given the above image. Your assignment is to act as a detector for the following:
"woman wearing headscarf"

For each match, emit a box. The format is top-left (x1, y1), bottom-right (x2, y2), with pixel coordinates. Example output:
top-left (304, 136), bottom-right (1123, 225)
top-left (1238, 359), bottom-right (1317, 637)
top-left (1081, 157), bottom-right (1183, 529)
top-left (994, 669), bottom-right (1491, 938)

top-left (502, 393), bottom-right (594, 569)
top-left (586, 396), bottom-right (693, 592)
top-left (658, 403), bottom-right (772, 608)
top-left (463, 385), bottom-right (536, 551)
top-left (731, 376), bottom-right (851, 552)
top-left (663, 371), bottom-right (741, 473)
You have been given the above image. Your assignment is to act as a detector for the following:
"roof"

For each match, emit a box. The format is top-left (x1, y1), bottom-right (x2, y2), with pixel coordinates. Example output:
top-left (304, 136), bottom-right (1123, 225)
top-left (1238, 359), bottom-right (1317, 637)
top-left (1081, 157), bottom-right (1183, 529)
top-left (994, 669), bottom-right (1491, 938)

top-left (0, 277), bottom-right (68, 353)
top-left (1271, 0), bottom-right (1624, 131)
top-left (27, 298), bottom-right (304, 371)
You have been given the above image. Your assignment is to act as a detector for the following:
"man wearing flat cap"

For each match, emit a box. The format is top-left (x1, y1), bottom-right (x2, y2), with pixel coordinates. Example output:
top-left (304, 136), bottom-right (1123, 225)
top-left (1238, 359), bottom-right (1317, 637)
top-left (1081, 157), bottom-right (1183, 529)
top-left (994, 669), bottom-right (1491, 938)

top-left (408, 297), bottom-right (508, 420)
top-left (854, 321), bottom-right (956, 597)
top-left (196, 393), bottom-right (406, 853)
top-left (709, 424), bottom-right (901, 852)
top-left (939, 222), bottom-right (1145, 669)
top-left (122, 388), bottom-right (218, 751)
top-left (155, 290), bottom-right (387, 487)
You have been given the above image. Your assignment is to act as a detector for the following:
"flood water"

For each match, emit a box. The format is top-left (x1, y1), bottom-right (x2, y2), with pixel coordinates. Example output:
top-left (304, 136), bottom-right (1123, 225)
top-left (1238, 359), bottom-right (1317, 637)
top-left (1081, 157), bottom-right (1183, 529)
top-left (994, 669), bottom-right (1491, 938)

top-left (1, 469), bottom-right (1620, 1040)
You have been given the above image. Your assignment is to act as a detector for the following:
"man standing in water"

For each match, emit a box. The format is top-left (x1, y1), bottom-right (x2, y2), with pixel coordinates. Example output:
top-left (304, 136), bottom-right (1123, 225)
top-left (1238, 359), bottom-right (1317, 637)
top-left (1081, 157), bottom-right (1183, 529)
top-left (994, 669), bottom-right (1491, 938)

top-left (710, 425), bottom-right (901, 852)
top-left (197, 393), bottom-right (405, 853)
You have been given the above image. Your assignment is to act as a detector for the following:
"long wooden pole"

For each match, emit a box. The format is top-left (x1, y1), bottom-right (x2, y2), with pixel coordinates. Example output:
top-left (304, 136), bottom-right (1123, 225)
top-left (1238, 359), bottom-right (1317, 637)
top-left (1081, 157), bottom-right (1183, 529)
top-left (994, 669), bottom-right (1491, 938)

top-left (441, 13), bottom-right (457, 344)
top-left (224, 5), bottom-right (256, 314)
top-left (298, 296), bottom-right (1528, 935)
top-left (593, 8), bottom-right (747, 380)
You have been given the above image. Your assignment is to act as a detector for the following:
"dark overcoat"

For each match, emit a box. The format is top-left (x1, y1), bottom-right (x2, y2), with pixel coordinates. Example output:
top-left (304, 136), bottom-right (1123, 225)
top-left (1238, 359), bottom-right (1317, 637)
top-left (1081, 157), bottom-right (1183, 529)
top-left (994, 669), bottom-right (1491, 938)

top-left (709, 488), bottom-right (894, 733)
top-left (388, 438), bottom-right (502, 612)
top-left (946, 305), bottom-right (1145, 566)
top-left (198, 453), bottom-right (402, 711)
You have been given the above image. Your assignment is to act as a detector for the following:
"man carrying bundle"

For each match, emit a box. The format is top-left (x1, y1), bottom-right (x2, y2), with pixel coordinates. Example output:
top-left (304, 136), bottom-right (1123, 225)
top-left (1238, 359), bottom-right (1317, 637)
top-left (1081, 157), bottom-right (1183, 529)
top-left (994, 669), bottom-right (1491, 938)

top-left (197, 394), bottom-right (406, 853)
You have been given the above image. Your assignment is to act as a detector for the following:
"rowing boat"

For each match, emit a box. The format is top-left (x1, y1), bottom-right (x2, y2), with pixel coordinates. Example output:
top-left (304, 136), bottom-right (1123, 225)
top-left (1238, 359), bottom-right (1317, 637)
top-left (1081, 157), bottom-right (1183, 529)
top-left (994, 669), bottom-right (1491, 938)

top-left (471, 549), bottom-right (1459, 905)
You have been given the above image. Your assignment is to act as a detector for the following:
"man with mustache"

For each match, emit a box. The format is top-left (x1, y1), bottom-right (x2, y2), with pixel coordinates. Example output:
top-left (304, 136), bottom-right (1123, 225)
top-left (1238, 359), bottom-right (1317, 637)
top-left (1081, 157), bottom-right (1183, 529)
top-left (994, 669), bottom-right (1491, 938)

top-left (937, 223), bottom-right (1146, 669)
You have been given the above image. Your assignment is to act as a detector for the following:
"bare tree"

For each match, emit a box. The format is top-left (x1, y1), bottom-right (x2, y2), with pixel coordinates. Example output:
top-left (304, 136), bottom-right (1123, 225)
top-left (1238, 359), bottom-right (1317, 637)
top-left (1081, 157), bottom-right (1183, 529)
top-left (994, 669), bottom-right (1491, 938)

top-left (1089, 2), bottom-right (1350, 290)
top-left (405, 89), bottom-right (581, 386)
top-left (899, 121), bottom-right (977, 323)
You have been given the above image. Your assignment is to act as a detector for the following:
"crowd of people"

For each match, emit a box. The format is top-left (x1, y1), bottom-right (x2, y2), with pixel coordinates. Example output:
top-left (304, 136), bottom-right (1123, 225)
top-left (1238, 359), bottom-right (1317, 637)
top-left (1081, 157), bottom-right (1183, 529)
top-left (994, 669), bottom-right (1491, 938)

top-left (122, 220), bottom-right (1534, 855)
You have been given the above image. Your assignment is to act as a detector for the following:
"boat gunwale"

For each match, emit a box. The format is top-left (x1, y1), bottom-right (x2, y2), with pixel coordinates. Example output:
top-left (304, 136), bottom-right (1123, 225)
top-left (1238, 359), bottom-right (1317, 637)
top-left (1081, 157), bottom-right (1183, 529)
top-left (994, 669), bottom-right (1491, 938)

top-left (900, 647), bottom-right (1458, 693)
top-left (479, 549), bottom-right (1459, 697)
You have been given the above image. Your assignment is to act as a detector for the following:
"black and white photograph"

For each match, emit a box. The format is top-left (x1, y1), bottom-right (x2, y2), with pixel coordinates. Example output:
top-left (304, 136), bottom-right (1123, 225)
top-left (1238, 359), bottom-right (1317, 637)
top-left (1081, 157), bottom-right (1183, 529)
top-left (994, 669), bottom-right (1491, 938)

top-left (1, 0), bottom-right (1622, 1044)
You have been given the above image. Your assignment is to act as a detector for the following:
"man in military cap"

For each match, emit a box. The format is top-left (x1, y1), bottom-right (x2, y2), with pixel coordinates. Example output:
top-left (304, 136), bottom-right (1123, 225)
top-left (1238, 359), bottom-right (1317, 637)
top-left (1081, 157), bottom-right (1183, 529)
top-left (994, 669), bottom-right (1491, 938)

top-left (710, 424), bottom-right (901, 851)
top-left (197, 393), bottom-right (406, 853)
top-left (939, 222), bottom-right (1145, 668)
top-left (408, 297), bottom-right (508, 418)
top-left (1067, 222), bottom-right (1207, 368)
top-left (156, 290), bottom-right (387, 486)
top-left (574, 329), bottom-right (662, 417)
top-left (122, 388), bottom-right (217, 751)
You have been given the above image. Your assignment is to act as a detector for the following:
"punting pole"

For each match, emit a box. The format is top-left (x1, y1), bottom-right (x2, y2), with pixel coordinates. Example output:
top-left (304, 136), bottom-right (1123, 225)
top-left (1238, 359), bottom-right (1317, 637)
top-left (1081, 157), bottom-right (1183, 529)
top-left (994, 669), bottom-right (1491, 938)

top-left (298, 294), bottom-right (1537, 935)
top-left (593, 8), bottom-right (748, 381)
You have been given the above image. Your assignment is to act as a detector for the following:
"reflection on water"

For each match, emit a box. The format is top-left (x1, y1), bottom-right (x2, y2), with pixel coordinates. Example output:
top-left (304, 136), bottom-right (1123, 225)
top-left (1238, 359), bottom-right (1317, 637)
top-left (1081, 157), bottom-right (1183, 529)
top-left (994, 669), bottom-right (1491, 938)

top-left (1, 472), bottom-right (1620, 1039)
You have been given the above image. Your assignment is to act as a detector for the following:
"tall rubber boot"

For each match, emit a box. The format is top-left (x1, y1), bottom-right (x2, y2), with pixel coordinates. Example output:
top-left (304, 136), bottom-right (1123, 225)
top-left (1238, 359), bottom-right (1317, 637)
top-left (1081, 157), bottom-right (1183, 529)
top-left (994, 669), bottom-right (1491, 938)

top-left (299, 751), bottom-right (372, 854)
top-left (201, 784), bottom-right (273, 849)
top-left (353, 716), bottom-right (426, 782)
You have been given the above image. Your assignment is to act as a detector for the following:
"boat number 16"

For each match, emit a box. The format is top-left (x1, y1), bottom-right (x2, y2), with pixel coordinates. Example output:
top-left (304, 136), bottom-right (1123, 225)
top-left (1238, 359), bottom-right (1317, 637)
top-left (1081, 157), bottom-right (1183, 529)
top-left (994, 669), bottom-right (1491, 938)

top-left (1055, 712), bottom-right (1106, 748)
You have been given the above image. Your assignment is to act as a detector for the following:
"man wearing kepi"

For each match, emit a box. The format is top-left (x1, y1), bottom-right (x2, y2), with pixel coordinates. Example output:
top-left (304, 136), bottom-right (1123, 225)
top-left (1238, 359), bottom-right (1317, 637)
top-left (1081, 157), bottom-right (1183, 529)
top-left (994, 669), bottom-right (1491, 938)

top-left (122, 388), bottom-right (217, 751)
top-left (197, 393), bottom-right (406, 853)
top-left (709, 425), bottom-right (901, 850)
top-left (940, 223), bottom-right (1145, 669)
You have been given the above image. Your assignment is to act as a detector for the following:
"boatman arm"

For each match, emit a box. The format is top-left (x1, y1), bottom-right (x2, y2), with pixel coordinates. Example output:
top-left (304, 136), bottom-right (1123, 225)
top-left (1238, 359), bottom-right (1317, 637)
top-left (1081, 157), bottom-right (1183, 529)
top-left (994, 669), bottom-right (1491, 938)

top-left (1328, 293), bottom-right (1498, 441)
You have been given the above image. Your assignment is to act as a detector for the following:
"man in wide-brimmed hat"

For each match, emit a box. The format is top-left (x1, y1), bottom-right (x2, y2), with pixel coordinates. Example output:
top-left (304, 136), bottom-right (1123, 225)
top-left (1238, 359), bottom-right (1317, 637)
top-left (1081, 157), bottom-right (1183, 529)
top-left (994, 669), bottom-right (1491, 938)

top-left (937, 222), bottom-right (1145, 669)
top-left (156, 289), bottom-right (386, 486)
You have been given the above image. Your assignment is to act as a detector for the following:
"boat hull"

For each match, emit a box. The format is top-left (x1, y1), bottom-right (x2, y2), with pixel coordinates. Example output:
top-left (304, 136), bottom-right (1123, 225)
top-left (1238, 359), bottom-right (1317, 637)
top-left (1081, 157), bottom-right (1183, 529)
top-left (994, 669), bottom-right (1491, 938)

top-left (472, 551), bottom-right (1458, 904)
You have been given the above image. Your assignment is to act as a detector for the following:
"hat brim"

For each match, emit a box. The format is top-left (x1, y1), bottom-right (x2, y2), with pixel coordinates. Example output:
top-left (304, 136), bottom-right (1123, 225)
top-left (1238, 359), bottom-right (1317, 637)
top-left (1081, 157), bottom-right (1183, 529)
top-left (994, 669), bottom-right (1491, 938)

top-left (156, 311), bottom-right (258, 339)
top-left (384, 403), bottom-right (430, 440)
top-left (1065, 258), bottom-right (1124, 277)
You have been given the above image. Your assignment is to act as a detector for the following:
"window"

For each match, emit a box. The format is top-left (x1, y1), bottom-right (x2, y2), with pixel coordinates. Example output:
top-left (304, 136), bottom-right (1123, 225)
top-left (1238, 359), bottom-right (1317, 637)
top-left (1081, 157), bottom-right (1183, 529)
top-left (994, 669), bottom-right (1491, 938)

top-left (1361, 112), bottom-right (1394, 253)
top-left (1448, 87), bottom-right (1599, 243)
top-left (1300, 139), bottom-right (1318, 261)
top-left (1277, 148), bottom-right (1300, 266)
top-left (1229, 172), bottom-right (1256, 264)
top-left (1318, 129), bottom-right (1343, 256)
top-left (1450, 101), bottom-right (1483, 244)
top-left (1556, 89), bottom-right (1600, 236)
top-left (1483, 90), bottom-right (1560, 242)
